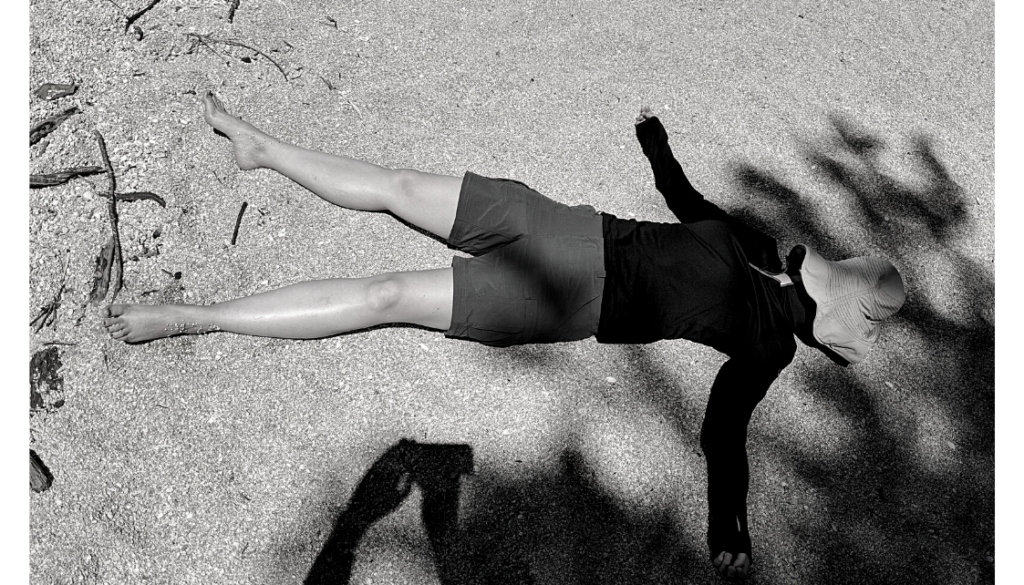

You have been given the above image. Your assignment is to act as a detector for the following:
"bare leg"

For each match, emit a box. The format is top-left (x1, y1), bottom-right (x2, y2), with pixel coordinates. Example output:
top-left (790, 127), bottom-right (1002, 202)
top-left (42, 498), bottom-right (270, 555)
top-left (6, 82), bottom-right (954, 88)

top-left (101, 268), bottom-right (453, 343)
top-left (202, 91), bottom-right (462, 240)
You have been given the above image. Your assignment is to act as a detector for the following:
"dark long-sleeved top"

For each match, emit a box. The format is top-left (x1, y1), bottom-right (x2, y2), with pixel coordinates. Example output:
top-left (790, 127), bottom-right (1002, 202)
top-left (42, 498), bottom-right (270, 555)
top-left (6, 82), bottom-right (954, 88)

top-left (596, 116), bottom-right (805, 560)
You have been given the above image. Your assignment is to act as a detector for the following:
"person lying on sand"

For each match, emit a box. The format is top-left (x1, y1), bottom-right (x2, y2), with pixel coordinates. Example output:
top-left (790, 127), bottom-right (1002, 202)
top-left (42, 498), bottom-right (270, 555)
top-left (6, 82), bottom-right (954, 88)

top-left (102, 92), bottom-right (906, 580)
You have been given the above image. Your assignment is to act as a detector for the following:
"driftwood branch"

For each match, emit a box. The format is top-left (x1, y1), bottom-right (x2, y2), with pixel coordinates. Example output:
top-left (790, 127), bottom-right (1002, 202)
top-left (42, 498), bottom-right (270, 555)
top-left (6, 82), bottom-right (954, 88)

top-left (92, 131), bottom-right (124, 303)
top-left (30, 166), bottom-right (104, 188)
top-left (185, 32), bottom-right (288, 80)
top-left (230, 201), bottom-right (248, 245)
top-left (89, 236), bottom-right (116, 303)
top-left (30, 107), bottom-right (79, 146)
top-left (125, 0), bottom-right (162, 32)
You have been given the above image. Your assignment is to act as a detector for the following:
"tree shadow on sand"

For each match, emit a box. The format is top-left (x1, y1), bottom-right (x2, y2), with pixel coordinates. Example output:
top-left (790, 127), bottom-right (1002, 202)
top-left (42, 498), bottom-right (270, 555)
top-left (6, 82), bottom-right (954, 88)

top-left (718, 114), bottom-right (994, 584)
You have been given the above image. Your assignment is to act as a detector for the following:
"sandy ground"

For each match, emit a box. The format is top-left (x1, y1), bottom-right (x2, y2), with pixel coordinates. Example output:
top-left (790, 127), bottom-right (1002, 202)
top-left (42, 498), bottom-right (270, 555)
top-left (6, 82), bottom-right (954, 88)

top-left (28, 1), bottom-right (994, 584)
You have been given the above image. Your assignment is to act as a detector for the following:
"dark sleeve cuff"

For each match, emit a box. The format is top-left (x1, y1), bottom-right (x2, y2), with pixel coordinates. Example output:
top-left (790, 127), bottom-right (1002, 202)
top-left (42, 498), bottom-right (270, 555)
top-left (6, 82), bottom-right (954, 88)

top-left (635, 116), bottom-right (669, 158)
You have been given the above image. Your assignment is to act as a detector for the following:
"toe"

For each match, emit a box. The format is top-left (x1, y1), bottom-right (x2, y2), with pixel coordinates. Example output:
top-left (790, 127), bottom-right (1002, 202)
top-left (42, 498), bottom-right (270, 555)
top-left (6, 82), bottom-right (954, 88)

top-left (103, 318), bottom-right (127, 331)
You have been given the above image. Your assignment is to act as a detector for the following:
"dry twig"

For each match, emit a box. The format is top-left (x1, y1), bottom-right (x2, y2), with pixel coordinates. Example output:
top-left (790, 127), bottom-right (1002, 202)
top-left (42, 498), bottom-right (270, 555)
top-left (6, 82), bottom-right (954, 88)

top-left (106, 191), bottom-right (167, 207)
top-left (31, 258), bottom-right (69, 333)
top-left (30, 284), bottom-right (63, 333)
top-left (231, 201), bottom-right (248, 245)
top-left (185, 32), bottom-right (288, 80)
top-left (30, 166), bottom-right (104, 188)
top-left (346, 100), bottom-right (363, 118)
top-left (125, 0), bottom-right (162, 33)
top-left (30, 107), bottom-right (79, 146)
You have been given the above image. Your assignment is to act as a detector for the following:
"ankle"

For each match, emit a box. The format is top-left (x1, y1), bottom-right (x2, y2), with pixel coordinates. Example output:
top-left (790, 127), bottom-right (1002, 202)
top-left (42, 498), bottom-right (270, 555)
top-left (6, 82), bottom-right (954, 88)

top-left (249, 134), bottom-right (283, 170)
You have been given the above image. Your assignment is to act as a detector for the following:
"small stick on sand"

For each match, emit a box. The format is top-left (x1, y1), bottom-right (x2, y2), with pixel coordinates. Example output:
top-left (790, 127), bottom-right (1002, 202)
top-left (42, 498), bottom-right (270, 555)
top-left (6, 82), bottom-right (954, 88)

top-left (106, 191), bottom-right (167, 207)
top-left (124, 0), bottom-right (162, 33)
top-left (231, 201), bottom-right (248, 245)
top-left (28, 284), bottom-right (62, 333)
top-left (31, 257), bottom-right (69, 333)
top-left (227, 0), bottom-right (240, 23)
top-left (30, 166), bottom-right (104, 188)
top-left (185, 33), bottom-right (288, 81)
top-left (30, 107), bottom-right (80, 146)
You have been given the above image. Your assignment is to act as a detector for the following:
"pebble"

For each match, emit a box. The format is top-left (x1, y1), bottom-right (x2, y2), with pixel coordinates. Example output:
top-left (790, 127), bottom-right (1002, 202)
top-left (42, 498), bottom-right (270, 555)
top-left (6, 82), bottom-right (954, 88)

top-left (605, 376), bottom-right (617, 384)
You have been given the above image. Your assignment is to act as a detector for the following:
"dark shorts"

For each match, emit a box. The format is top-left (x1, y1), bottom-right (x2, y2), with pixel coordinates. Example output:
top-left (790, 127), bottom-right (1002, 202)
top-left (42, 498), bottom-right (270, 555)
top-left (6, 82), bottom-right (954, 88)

top-left (445, 172), bottom-right (606, 347)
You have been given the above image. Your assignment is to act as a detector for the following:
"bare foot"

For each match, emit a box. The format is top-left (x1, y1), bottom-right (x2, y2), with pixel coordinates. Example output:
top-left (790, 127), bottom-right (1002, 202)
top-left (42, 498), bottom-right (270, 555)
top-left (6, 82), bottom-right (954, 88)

top-left (713, 551), bottom-right (750, 581)
top-left (201, 90), bottom-right (277, 171)
top-left (101, 304), bottom-right (221, 343)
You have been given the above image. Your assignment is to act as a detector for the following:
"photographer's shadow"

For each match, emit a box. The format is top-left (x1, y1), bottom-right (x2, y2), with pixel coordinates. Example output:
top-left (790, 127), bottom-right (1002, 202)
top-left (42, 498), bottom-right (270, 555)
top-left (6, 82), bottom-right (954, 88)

top-left (304, 439), bottom-right (486, 585)
top-left (305, 439), bottom-right (702, 585)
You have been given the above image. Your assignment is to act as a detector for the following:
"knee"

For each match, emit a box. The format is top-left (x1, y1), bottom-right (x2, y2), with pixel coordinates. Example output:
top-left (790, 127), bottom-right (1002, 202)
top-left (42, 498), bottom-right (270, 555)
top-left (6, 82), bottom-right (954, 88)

top-left (392, 169), bottom-right (422, 203)
top-left (365, 275), bottom-right (404, 314)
